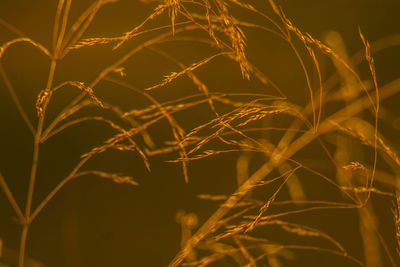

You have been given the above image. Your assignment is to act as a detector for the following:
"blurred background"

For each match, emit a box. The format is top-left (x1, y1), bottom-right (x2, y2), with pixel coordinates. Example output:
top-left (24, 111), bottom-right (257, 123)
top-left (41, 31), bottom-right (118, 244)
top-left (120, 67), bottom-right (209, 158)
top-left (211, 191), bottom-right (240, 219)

top-left (1, 0), bottom-right (400, 266)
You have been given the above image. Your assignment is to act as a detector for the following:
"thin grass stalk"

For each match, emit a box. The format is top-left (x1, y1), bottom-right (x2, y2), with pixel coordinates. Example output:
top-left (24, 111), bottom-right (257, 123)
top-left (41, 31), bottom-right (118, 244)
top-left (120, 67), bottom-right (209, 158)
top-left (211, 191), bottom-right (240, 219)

top-left (18, 57), bottom-right (57, 267)
top-left (0, 63), bottom-right (35, 135)
top-left (168, 78), bottom-right (400, 267)
top-left (18, 0), bottom-right (68, 261)
top-left (0, 172), bottom-right (24, 222)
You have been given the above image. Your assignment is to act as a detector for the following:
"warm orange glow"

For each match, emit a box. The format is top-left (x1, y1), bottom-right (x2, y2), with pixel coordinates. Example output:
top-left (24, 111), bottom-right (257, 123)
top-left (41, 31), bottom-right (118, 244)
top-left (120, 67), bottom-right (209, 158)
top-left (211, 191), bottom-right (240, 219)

top-left (1, 0), bottom-right (400, 266)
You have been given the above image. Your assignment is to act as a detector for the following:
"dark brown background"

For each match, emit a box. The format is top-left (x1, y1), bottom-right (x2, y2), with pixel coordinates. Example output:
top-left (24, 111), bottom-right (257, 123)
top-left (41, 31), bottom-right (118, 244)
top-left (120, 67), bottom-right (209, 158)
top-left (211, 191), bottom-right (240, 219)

top-left (1, 0), bottom-right (400, 266)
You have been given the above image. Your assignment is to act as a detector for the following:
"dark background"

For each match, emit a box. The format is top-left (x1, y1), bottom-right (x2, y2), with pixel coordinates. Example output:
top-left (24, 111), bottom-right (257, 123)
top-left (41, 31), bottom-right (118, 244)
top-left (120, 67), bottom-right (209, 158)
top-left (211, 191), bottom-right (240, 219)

top-left (1, 0), bottom-right (400, 266)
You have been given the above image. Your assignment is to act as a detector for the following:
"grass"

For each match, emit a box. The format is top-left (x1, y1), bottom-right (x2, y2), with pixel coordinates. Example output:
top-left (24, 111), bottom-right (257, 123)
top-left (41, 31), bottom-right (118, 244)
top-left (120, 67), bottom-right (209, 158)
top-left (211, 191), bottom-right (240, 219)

top-left (1, 0), bottom-right (400, 266)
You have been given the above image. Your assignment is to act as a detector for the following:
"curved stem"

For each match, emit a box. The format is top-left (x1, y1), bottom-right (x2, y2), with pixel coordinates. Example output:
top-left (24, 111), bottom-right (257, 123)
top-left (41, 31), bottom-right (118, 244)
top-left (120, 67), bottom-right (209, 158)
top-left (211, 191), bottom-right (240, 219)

top-left (168, 78), bottom-right (400, 267)
top-left (30, 156), bottom-right (90, 222)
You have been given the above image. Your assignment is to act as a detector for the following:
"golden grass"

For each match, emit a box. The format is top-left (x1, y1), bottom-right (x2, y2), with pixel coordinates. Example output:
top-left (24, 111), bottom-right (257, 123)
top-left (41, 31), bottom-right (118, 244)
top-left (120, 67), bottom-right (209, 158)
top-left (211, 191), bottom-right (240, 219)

top-left (1, 0), bottom-right (400, 266)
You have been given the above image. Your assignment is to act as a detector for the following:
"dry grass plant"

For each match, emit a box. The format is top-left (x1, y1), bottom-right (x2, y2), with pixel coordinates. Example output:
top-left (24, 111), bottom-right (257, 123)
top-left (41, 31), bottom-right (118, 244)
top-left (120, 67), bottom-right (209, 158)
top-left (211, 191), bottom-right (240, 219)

top-left (1, 0), bottom-right (400, 266)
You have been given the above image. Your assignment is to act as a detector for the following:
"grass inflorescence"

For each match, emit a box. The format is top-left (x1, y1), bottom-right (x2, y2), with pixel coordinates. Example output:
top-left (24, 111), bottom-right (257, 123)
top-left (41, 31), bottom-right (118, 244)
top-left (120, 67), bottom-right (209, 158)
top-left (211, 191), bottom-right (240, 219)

top-left (1, 0), bottom-right (400, 266)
